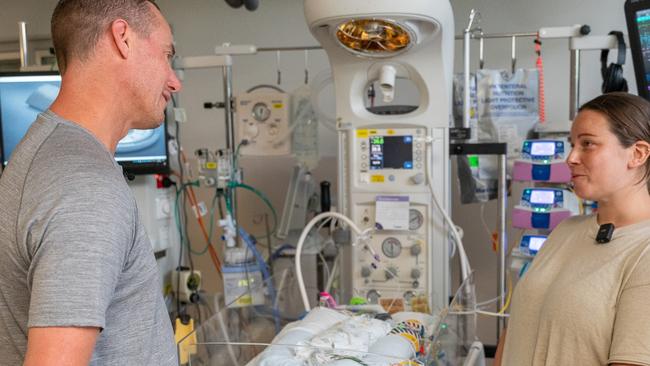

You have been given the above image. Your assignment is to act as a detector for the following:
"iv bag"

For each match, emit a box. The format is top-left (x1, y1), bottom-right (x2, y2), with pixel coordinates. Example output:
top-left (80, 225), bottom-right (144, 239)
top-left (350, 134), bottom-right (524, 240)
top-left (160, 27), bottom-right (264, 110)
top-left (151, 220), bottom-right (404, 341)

top-left (453, 69), bottom-right (539, 204)
top-left (291, 84), bottom-right (319, 170)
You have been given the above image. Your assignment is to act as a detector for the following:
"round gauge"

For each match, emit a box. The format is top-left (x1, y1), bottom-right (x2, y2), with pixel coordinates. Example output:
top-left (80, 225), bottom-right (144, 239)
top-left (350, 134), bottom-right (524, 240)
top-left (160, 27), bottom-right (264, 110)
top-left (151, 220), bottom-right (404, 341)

top-left (409, 209), bottom-right (424, 231)
top-left (366, 289), bottom-right (381, 304)
top-left (252, 102), bottom-right (271, 122)
top-left (381, 237), bottom-right (402, 258)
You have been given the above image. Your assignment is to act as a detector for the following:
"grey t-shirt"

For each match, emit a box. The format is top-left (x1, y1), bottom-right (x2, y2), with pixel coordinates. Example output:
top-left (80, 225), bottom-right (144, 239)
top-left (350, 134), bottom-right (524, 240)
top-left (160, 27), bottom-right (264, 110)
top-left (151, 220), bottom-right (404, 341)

top-left (0, 111), bottom-right (177, 365)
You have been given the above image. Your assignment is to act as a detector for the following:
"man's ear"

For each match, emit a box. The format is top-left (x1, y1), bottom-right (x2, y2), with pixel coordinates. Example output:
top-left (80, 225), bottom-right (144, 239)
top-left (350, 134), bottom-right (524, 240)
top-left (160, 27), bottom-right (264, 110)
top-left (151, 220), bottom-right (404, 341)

top-left (110, 19), bottom-right (131, 59)
top-left (629, 140), bottom-right (650, 169)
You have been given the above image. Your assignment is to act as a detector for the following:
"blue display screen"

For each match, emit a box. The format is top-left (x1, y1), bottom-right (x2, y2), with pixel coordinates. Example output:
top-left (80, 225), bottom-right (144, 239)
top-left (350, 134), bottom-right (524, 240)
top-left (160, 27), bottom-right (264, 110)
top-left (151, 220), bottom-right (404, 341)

top-left (369, 135), bottom-right (413, 170)
top-left (637, 9), bottom-right (650, 91)
top-left (520, 235), bottom-right (547, 255)
top-left (0, 73), bottom-right (168, 173)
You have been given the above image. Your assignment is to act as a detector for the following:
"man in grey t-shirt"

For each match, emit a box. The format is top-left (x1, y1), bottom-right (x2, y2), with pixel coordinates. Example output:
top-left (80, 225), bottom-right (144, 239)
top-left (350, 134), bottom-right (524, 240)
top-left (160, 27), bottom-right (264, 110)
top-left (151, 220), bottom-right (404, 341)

top-left (0, 1), bottom-right (182, 365)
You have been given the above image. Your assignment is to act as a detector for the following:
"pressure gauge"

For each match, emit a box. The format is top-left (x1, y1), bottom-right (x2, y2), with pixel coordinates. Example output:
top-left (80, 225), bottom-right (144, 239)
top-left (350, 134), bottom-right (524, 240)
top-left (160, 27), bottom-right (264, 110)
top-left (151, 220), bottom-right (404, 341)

top-left (409, 209), bottom-right (424, 230)
top-left (252, 102), bottom-right (271, 122)
top-left (382, 237), bottom-right (402, 258)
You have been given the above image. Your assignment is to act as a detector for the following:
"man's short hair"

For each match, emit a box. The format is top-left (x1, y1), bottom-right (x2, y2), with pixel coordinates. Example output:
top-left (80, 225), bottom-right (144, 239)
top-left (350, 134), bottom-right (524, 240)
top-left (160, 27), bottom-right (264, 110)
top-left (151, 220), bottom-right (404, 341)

top-left (51, 0), bottom-right (160, 73)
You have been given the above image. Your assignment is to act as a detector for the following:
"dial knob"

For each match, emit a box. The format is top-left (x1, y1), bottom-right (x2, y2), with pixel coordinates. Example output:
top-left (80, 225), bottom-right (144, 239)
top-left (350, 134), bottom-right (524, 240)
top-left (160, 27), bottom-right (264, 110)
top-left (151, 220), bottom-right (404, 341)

top-left (361, 266), bottom-right (372, 278)
top-left (403, 291), bottom-right (416, 302)
top-left (410, 172), bottom-right (425, 185)
top-left (411, 268), bottom-right (421, 279)
top-left (411, 244), bottom-right (422, 256)
top-left (385, 267), bottom-right (398, 280)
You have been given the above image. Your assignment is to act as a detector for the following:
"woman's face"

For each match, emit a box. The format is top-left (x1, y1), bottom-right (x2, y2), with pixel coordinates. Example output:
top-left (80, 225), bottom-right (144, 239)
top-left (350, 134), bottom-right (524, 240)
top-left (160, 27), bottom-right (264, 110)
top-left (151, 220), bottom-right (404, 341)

top-left (567, 110), bottom-right (637, 201)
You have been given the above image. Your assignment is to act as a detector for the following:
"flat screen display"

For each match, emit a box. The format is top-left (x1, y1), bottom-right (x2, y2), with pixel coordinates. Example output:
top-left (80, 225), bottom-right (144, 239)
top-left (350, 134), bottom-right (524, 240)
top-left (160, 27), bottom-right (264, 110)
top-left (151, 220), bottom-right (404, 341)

top-left (369, 135), bottom-right (413, 170)
top-left (530, 190), bottom-right (555, 204)
top-left (0, 72), bottom-right (168, 174)
top-left (530, 141), bottom-right (556, 156)
top-left (625, 0), bottom-right (650, 99)
top-left (528, 236), bottom-right (547, 252)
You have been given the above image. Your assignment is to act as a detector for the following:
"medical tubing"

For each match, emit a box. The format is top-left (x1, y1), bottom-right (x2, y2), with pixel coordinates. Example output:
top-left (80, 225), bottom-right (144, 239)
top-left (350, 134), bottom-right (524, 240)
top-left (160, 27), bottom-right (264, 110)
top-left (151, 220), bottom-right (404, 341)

top-left (174, 182), bottom-right (206, 253)
top-left (239, 227), bottom-right (282, 333)
top-left (187, 184), bottom-right (223, 272)
top-left (425, 140), bottom-right (472, 281)
top-left (296, 212), bottom-right (365, 313)
top-left (177, 151), bottom-right (224, 271)
top-left (213, 296), bottom-right (241, 366)
top-left (207, 188), bottom-right (221, 246)
top-left (228, 182), bottom-right (278, 238)
top-left (324, 253), bottom-right (340, 293)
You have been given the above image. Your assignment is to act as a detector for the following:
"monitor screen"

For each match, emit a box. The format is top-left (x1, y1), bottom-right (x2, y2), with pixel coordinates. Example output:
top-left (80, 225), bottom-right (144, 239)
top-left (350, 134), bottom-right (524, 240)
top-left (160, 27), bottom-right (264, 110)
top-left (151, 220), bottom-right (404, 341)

top-left (530, 141), bottom-right (556, 156)
top-left (528, 236), bottom-right (547, 252)
top-left (369, 135), bottom-right (413, 170)
top-left (0, 72), bottom-right (169, 174)
top-left (530, 189), bottom-right (555, 204)
top-left (626, 0), bottom-right (650, 99)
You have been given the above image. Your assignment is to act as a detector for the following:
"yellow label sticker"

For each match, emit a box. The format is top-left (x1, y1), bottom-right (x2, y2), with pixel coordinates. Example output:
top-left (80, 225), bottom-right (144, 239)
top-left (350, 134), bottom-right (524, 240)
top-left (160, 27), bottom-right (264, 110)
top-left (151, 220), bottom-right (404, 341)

top-left (205, 162), bottom-right (217, 170)
top-left (387, 129), bottom-right (395, 135)
top-left (369, 129), bottom-right (378, 134)
top-left (371, 175), bottom-right (385, 183)
top-left (357, 129), bottom-right (369, 138)
top-left (237, 295), bottom-right (252, 305)
top-left (273, 103), bottom-right (283, 109)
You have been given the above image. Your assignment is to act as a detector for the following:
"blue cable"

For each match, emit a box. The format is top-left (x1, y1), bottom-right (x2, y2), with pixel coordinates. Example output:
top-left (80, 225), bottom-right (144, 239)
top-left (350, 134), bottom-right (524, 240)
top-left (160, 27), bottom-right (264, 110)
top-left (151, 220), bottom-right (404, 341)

top-left (238, 227), bottom-right (282, 333)
top-left (269, 244), bottom-right (295, 262)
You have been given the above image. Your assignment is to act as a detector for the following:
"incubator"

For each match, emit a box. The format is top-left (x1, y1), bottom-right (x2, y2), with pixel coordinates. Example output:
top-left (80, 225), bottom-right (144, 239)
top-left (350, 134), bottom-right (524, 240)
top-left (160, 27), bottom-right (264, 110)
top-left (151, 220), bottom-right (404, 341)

top-left (177, 272), bottom-right (483, 366)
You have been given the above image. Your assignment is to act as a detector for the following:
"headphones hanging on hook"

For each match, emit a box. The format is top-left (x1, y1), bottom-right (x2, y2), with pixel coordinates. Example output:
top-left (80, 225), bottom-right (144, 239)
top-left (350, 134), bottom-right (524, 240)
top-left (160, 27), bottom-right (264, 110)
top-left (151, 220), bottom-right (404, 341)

top-left (224, 0), bottom-right (259, 11)
top-left (601, 31), bottom-right (628, 93)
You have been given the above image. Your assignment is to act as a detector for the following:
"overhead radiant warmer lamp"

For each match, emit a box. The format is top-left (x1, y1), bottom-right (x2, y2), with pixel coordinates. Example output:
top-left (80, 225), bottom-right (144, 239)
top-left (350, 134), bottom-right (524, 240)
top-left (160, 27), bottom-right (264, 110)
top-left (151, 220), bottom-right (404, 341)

top-left (304, 0), bottom-right (455, 312)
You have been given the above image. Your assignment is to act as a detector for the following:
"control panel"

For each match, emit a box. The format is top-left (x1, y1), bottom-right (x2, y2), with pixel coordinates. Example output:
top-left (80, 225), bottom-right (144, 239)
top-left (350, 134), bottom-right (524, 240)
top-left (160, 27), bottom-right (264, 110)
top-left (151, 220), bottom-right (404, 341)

top-left (340, 126), bottom-right (448, 313)
top-left (518, 234), bottom-right (547, 256)
top-left (513, 188), bottom-right (579, 230)
top-left (511, 234), bottom-right (548, 277)
top-left (513, 139), bottom-right (571, 182)
top-left (355, 128), bottom-right (426, 187)
top-left (351, 201), bottom-right (429, 312)
top-left (236, 91), bottom-right (291, 156)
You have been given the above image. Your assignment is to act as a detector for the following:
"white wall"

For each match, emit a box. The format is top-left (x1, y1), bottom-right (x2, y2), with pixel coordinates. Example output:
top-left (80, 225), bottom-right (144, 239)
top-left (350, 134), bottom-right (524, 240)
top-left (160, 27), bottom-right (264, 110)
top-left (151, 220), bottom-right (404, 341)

top-left (0, 0), bottom-right (636, 348)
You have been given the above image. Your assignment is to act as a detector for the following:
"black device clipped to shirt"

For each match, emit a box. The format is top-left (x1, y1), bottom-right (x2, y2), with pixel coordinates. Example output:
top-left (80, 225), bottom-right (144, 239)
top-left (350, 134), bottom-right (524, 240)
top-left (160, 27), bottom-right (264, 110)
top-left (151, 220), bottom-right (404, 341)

top-left (596, 223), bottom-right (615, 244)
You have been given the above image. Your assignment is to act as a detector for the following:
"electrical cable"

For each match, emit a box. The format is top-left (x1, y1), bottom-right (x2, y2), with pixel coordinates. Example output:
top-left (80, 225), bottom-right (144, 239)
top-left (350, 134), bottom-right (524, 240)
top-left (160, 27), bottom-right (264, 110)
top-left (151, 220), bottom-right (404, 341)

top-left (174, 119), bottom-right (184, 321)
top-left (497, 271), bottom-right (513, 315)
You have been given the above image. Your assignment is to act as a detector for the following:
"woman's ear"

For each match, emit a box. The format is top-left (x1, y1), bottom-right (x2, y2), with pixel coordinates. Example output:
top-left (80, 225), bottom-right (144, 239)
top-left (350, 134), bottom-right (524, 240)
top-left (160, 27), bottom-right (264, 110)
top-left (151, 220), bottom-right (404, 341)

top-left (629, 140), bottom-right (650, 169)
